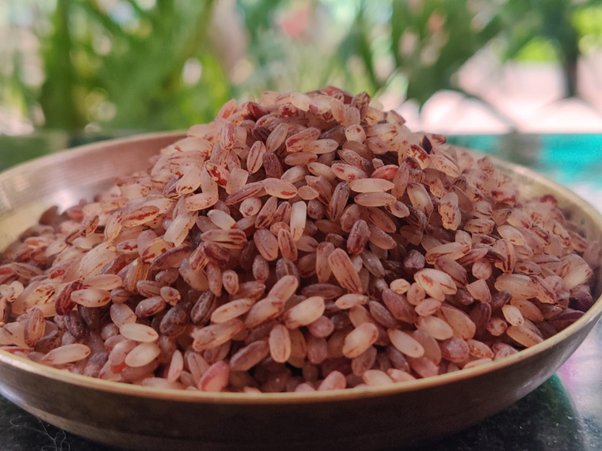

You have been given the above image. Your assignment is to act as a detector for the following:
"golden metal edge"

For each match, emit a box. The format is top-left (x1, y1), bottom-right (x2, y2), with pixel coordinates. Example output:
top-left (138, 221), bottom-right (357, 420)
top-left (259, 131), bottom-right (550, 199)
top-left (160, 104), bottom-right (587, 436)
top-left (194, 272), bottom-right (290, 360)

top-left (0, 131), bottom-right (600, 405)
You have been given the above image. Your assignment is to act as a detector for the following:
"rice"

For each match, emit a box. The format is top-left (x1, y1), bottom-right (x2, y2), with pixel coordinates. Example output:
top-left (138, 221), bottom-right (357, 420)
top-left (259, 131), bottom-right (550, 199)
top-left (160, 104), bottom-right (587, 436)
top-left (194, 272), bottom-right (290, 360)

top-left (0, 86), bottom-right (598, 393)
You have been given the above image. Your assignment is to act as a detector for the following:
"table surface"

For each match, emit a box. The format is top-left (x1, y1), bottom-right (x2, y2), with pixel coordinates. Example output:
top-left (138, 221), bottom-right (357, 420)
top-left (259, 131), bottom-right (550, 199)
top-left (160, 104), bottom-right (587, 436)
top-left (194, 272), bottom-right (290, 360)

top-left (0, 132), bottom-right (601, 451)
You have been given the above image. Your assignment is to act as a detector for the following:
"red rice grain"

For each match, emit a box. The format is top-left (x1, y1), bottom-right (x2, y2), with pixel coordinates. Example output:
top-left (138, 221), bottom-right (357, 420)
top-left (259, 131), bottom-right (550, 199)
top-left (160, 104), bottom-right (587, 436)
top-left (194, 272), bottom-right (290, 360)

top-left (0, 87), bottom-right (596, 393)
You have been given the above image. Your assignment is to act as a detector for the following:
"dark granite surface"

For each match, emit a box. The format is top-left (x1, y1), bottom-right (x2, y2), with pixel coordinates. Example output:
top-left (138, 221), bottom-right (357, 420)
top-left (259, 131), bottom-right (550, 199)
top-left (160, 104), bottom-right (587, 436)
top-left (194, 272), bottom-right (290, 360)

top-left (1, 133), bottom-right (601, 450)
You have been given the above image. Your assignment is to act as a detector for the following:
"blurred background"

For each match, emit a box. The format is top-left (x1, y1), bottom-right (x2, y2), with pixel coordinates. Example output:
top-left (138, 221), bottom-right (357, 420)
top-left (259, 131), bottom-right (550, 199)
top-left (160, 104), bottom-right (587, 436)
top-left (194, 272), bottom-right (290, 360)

top-left (4, 0), bottom-right (602, 134)
top-left (1, 0), bottom-right (602, 205)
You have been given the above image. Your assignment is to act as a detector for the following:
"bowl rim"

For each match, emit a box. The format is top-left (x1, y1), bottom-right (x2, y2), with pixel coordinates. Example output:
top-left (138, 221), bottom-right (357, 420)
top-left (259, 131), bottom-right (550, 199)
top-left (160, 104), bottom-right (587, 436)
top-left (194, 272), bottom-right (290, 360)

top-left (1, 131), bottom-right (601, 405)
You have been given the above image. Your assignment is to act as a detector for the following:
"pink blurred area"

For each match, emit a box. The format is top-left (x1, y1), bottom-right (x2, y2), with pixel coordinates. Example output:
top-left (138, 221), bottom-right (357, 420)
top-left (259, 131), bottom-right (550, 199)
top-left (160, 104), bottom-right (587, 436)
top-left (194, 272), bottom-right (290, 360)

top-left (393, 52), bottom-right (602, 134)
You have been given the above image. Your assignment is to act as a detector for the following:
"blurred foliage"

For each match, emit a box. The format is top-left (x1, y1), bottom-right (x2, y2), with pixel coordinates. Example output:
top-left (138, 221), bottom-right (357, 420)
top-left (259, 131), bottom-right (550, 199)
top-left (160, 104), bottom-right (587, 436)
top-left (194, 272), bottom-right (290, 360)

top-left (40, 0), bottom-right (228, 130)
top-left (388, 0), bottom-right (501, 105)
top-left (2, 0), bottom-right (602, 133)
top-left (494, 0), bottom-right (594, 97)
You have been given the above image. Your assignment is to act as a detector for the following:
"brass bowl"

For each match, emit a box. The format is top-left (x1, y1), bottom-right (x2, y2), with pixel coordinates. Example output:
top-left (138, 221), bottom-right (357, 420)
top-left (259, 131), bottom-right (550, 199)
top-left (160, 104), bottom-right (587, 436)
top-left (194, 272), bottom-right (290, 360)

top-left (0, 132), bottom-right (600, 451)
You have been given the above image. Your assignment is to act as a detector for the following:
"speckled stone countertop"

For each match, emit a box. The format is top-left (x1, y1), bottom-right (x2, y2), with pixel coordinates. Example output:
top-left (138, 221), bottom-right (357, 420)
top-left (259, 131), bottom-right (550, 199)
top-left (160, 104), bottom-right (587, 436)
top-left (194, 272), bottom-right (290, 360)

top-left (1, 133), bottom-right (601, 450)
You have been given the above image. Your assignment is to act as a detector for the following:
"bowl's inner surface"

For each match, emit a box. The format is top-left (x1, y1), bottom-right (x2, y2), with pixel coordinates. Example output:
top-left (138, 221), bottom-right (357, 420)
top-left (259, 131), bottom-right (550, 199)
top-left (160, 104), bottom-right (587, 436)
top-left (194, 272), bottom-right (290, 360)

top-left (0, 133), bottom-right (182, 248)
top-left (0, 132), bottom-right (601, 400)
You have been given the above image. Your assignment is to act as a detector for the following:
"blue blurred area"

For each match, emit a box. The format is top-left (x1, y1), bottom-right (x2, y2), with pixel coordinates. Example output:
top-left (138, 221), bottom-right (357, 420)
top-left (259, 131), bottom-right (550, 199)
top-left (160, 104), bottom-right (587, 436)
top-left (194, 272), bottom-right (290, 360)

top-left (448, 134), bottom-right (602, 187)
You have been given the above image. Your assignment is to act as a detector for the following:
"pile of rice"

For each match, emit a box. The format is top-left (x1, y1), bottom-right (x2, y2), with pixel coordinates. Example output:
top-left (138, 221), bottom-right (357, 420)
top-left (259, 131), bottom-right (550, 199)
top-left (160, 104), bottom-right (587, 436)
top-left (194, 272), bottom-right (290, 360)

top-left (0, 87), bottom-right (599, 393)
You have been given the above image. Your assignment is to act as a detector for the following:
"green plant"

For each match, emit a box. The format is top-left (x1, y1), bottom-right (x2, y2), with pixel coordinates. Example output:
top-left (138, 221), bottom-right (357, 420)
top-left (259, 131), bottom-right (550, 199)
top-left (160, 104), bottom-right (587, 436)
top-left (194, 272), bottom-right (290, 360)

top-left (41, 0), bottom-right (234, 131)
